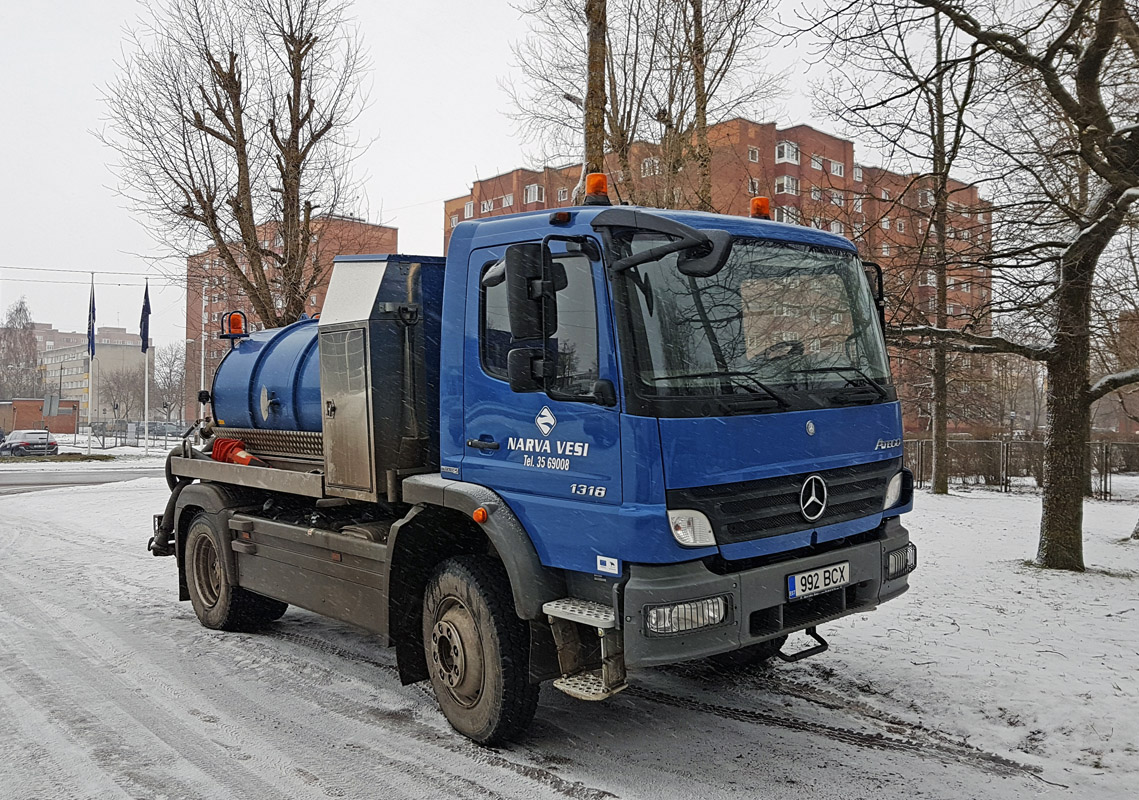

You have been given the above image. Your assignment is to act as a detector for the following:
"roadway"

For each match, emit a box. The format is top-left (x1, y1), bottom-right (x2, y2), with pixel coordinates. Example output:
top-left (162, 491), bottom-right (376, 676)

top-left (0, 467), bottom-right (163, 495)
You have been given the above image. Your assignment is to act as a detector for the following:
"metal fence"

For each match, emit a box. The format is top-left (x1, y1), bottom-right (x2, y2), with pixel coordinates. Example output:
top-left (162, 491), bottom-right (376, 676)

top-left (904, 439), bottom-right (1139, 500)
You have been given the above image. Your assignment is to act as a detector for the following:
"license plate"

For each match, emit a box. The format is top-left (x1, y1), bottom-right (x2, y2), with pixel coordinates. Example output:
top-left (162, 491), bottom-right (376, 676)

top-left (787, 561), bottom-right (849, 600)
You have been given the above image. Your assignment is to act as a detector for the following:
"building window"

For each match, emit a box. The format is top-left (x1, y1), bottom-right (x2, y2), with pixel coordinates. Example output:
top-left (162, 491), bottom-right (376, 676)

top-left (919, 188), bottom-right (934, 208)
top-left (524, 184), bottom-right (545, 204)
top-left (853, 196), bottom-right (863, 213)
top-left (775, 141), bottom-right (800, 164)
top-left (449, 214), bottom-right (459, 228)
top-left (811, 186), bottom-right (822, 201)
top-left (920, 270), bottom-right (934, 286)
top-left (773, 206), bottom-right (800, 224)
top-left (853, 166), bottom-right (863, 182)
top-left (641, 157), bottom-right (662, 177)
top-left (811, 154), bottom-right (823, 170)
top-left (310, 294), bottom-right (318, 306)
top-left (829, 160), bottom-right (845, 177)
top-left (881, 188), bottom-right (891, 201)
top-left (558, 187), bottom-right (569, 202)
top-left (896, 218), bottom-right (906, 233)
top-left (748, 146), bottom-right (760, 162)
top-left (881, 243), bottom-right (891, 257)
top-left (811, 216), bottom-right (824, 229)
top-left (831, 191), bottom-right (844, 207)
top-left (480, 199), bottom-right (494, 213)
top-left (748, 177), bottom-right (760, 195)
top-left (464, 201), bottom-right (473, 219)
top-left (852, 222), bottom-right (864, 237)
top-left (880, 217), bottom-right (891, 230)
top-left (503, 193), bottom-right (514, 208)
top-left (829, 220), bottom-right (844, 235)
top-left (774, 175), bottom-right (799, 195)
top-left (960, 227), bottom-right (971, 240)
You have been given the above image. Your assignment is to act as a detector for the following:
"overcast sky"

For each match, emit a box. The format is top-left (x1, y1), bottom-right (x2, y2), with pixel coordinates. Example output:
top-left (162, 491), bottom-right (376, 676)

top-left (0, 1), bottom-right (815, 350)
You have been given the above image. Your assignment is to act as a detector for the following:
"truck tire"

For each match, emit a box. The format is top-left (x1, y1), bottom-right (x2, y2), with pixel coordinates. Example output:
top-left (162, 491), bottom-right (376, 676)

top-left (708, 636), bottom-right (788, 670)
top-left (185, 512), bottom-right (288, 631)
top-left (422, 555), bottom-right (539, 744)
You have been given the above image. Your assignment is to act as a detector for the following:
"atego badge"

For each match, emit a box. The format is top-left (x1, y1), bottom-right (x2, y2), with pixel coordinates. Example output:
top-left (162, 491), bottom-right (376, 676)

top-left (799, 475), bottom-right (828, 522)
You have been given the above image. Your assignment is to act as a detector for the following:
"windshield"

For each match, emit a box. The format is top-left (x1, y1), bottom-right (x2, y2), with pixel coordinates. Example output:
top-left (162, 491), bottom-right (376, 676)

top-left (615, 234), bottom-right (893, 412)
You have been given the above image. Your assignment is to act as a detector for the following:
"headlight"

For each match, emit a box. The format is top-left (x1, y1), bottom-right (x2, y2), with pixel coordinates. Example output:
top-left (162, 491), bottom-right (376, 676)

top-left (884, 471), bottom-right (904, 510)
top-left (668, 509), bottom-right (715, 547)
top-left (645, 595), bottom-right (729, 635)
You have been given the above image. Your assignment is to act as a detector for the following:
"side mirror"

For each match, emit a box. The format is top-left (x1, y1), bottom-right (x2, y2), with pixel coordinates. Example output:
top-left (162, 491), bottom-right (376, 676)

top-left (862, 261), bottom-right (886, 329)
top-left (507, 347), bottom-right (552, 393)
top-left (677, 229), bottom-right (733, 277)
top-left (505, 242), bottom-right (560, 341)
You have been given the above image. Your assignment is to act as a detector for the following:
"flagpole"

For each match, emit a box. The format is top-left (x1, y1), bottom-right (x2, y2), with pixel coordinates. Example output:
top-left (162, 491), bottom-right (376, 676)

top-left (144, 347), bottom-right (150, 455)
top-left (141, 278), bottom-right (152, 456)
top-left (87, 273), bottom-right (95, 455)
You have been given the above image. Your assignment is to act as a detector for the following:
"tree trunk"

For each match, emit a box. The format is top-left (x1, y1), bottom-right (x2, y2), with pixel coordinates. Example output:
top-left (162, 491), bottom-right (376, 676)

top-left (1036, 248), bottom-right (1095, 570)
top-left (583, 0), bottom-right (607, 176)
top-left (689, 0), bottom-right (713, 212)
top-left (929, 12), bottom-right (950, 495)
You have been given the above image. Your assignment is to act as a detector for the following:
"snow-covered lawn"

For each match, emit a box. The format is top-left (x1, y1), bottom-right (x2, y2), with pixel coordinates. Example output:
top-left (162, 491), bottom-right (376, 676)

top-left (786, 489), bottom-right (1139, 795)
top-left (0, 479), bottom-right (1135, 798)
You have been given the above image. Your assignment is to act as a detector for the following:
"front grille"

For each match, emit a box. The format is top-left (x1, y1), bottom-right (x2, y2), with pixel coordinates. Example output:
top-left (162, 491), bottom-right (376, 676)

top-left (667, 457), bottom-right (901, 545)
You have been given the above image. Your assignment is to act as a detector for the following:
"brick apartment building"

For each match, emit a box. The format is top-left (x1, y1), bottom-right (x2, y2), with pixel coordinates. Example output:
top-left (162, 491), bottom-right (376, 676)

top-left (185, 215), bottom-right (398, 416)
top-left (444, 119), bottom-right (992, 433)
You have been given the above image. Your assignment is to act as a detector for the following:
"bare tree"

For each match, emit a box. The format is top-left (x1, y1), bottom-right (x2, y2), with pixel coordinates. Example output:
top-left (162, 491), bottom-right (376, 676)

top-left (809, 2), bottom-right (988, 494)
top-left (153, 343), bottom-right (187, 422)
top-left (897, 0), bottom-right (1139, 570)
top-left (103, 0), bottom-right (367, 327)
top-left (100, 365), bottom-right (147, 422)
top-left (508, 0), bottom-right (781, 209)
top-left (0, 298), bottom-right (40, 401)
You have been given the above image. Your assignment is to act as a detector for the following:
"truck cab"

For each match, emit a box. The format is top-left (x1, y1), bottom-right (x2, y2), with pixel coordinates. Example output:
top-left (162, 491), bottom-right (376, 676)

top-left (154, 187), bottom-right (914, 745)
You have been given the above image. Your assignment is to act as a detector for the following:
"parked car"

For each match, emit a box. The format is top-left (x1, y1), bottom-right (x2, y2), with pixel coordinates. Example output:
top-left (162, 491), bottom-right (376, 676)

top-left (0, 429), bottom-right (59, 456)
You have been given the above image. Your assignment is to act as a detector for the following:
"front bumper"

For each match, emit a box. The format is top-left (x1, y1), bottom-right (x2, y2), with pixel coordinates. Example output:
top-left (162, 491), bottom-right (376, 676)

top-left (621, 517), bottom-right (912, 668)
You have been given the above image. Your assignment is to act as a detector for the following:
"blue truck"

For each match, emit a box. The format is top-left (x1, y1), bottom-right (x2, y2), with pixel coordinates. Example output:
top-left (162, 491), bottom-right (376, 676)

top-left (151, 178), bottom-right (915, 744)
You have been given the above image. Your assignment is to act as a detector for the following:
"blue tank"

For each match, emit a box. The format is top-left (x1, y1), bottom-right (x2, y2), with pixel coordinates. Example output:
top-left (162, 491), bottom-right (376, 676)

top-left (212, 317), bottom-right (323, 431)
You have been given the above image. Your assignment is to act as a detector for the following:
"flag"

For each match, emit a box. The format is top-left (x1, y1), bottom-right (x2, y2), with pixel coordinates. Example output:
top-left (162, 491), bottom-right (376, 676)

top-left (140, 279), bottom-right (151, 353)
top-left (87, 275), bottom-right (96, 358)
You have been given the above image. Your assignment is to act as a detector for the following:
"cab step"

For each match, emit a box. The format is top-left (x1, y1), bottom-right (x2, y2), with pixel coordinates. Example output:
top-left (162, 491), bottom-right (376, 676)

top-left (542, 598), bottom-right (617, 628)
top-left (554, 670), bottom-right (628, 701)
top-left (542, 598), bottom-right (627, 701)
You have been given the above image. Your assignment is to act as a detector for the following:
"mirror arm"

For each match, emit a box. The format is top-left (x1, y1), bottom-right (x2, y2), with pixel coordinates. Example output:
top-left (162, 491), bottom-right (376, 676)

top-left (608, 235), bottom-right (707, 274)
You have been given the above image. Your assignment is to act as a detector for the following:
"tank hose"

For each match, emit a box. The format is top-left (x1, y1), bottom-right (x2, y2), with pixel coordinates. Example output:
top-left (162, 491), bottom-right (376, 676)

top-left (152, 443), bottom-right (216, 556)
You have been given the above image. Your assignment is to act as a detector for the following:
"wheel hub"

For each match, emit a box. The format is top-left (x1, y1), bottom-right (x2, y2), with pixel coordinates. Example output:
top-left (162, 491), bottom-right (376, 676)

top-left (430, 602), bottom-right (484, 708)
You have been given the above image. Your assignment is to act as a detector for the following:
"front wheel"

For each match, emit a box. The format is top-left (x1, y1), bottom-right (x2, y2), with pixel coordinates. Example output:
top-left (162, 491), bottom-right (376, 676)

top-left (422, 555), bottom-right (538, 744)
top-left (185, 512), bottom-right (288, 631)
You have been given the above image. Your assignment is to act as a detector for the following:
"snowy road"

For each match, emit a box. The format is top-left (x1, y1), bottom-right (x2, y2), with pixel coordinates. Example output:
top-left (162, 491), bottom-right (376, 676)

top-left (2, 478), bottom-right (1133, 799)
top-left (0, 468), bottom-right (162, 495)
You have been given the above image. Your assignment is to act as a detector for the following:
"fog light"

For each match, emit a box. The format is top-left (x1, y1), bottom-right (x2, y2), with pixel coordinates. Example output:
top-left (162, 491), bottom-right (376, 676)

top-left (668, 509), bottom-right (715, 547)
top-left (886, 543), bottom-right (917, 579)
top-left (645, 595), bottom-right (729, 635)
top-left (884, 471), bottom-right (904, 510)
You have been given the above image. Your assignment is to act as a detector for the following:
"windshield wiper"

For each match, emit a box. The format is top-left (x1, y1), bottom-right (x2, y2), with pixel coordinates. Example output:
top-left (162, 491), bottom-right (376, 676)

top-left (648, 370), bottom-right (790, 407)
top-left (794, 366), bottom-right (888, 401)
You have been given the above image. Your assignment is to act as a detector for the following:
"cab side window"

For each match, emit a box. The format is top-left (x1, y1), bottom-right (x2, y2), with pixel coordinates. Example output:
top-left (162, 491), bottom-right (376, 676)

top-left (480, 252), bottom-right (600, 393)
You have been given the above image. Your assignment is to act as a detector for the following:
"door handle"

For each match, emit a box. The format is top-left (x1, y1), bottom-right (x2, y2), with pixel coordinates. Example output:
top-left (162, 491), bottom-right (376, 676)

top-left (466, 438), bottom-right (500, 451)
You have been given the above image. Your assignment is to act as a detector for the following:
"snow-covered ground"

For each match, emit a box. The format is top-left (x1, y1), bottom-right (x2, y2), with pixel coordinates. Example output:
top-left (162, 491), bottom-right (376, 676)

top-left (0, 479), bottom-right (1135, 799)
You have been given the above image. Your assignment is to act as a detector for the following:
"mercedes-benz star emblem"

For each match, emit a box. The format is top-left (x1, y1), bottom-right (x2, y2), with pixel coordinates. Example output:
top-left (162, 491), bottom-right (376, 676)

top-left (799, 475), bottom-right (828, 522)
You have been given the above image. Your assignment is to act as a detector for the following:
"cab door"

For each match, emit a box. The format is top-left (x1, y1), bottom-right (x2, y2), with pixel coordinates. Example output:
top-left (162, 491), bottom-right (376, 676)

top-left (460, 242), bottom-right (621, 505)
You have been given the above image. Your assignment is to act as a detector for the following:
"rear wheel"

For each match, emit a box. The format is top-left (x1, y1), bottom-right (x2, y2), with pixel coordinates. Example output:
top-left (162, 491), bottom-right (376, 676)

top-left (422, 555), bottom-right (538, 744)
top-left (185, 512), bottom-right (288, 631)
top-left (708, 635), bottom-right (787, 670)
